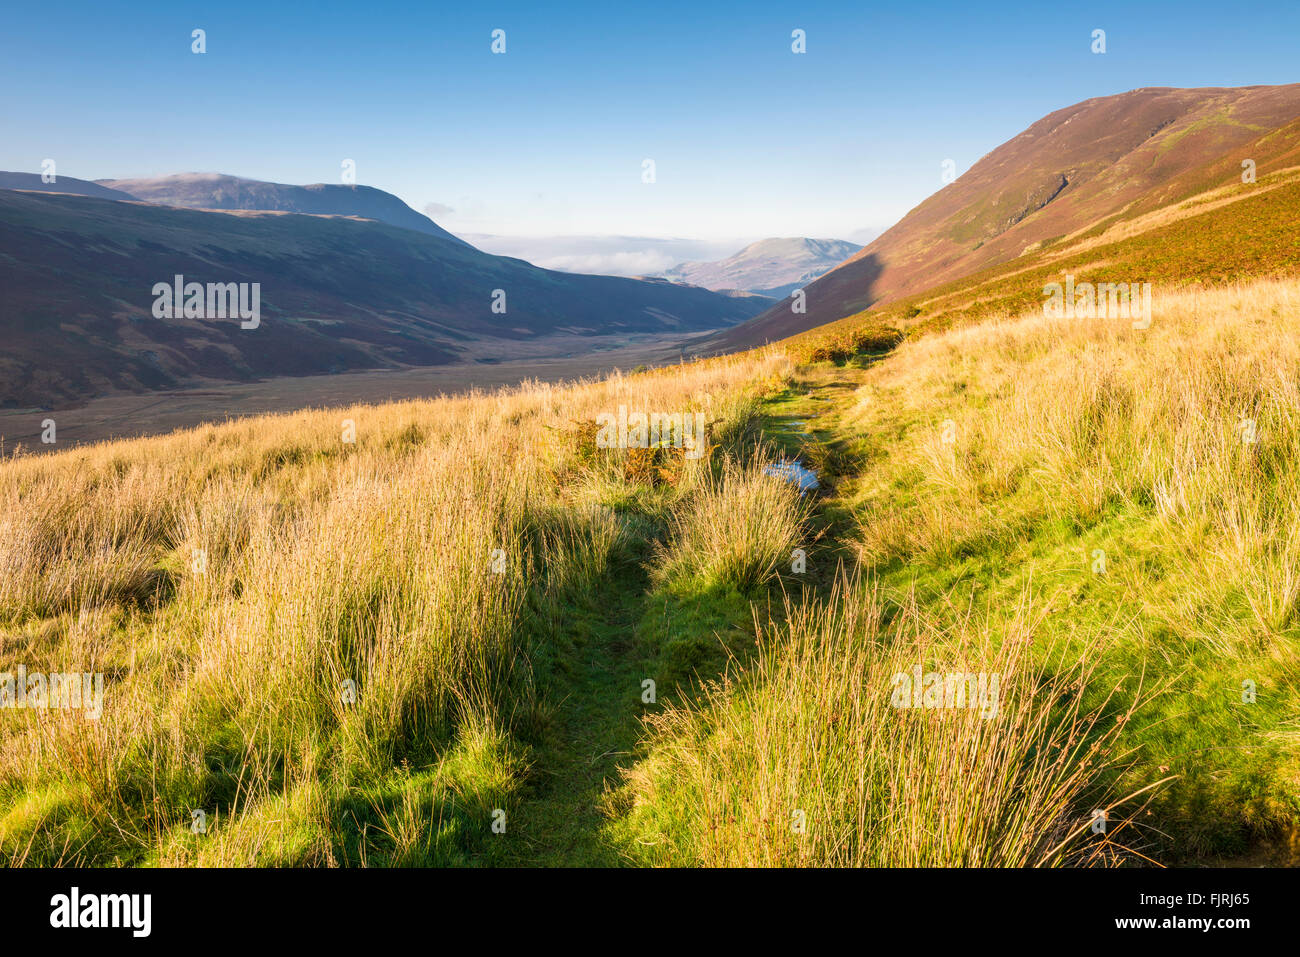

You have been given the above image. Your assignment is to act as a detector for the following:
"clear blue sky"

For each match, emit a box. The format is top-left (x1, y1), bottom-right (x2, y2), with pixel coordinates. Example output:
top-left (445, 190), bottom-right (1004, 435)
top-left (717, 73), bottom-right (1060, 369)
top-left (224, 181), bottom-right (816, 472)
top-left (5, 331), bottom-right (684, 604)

top-left (2, 0), bottom-right (1296, 241)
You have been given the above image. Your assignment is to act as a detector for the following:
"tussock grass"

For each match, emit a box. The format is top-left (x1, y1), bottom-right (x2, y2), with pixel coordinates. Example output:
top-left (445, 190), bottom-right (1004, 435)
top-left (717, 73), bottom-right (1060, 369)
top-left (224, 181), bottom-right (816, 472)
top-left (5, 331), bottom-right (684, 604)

top-left (855, 279), bottom-right (1300, 645)
top-left (0, 351), bottom-right (790, 865)
top-left (842, 277), bottom-right (1300, 858)
top-left (652, 452), bottom-right (810, 595)
top-left (620, 577), bottom-right (1143, 867)
top-left (7, 276), bottom-right (1297, 866)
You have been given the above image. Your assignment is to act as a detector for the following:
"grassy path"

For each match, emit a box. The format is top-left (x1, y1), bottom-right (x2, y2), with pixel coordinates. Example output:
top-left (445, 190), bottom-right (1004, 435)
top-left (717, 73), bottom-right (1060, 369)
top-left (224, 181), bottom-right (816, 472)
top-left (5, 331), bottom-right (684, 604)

top-left (500, 559), bottom-right (652, 866)
top-left (487, 318), bottom-right (1300, 867)
top-left (498, 363), bottom-right (878, 866)
top-left (765, 362), bottom-right (877, 577)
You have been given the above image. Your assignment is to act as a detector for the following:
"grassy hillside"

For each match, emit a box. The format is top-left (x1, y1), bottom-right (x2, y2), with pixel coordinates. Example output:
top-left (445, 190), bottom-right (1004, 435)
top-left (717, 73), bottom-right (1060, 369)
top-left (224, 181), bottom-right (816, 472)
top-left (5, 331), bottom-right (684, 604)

top-left (710, 84), bottom-right (1300, 351)
top-left (623, 277), bottom-right (1300, 866)
top-left (785, 162), bottom-right (1300, 363)
top-left (843, 279), bottom-right (1300, 860)
top-left (4, 276), bottom-right (1300, 866)
top-left (0, 352), bottom-right (795, 865)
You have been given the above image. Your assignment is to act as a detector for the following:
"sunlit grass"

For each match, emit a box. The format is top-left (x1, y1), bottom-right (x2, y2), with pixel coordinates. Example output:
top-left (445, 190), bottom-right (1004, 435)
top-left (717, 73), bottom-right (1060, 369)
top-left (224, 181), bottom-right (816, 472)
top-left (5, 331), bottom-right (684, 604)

top-left (0, 350), bottom-right (790, 865)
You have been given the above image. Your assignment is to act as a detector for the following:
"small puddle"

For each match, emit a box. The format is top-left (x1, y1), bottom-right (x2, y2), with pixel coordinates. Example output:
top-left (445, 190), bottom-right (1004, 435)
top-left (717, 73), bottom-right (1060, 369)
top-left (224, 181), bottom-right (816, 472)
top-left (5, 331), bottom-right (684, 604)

top-left (774, 418), bottom-right (813, 438)
top-left (763, 459), bottom-right (821, 494)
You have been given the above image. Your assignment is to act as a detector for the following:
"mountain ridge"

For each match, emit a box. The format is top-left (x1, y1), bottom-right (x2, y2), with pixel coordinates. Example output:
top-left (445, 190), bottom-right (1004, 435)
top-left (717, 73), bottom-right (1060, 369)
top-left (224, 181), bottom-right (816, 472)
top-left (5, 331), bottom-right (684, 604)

top-left (0, 171), bottom-right (138, 202)
top-left (96, 172), bottom-right (471, 246)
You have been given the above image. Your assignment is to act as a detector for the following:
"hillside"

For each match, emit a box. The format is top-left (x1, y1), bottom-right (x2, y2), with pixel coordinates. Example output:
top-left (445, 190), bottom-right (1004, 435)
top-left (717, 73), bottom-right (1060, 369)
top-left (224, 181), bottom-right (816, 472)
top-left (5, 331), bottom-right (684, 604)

top-left (779, 132), bottom-right (1300, 364)
top-left (0, 190), bottom-right (770, 408)
top-left (98, 172), bottom-right (470, 246)
top-left (708, 83), bottom-right (1300, 351)
top-left (661, 237), bottom-right (861, 297)
top-left (5, 274), bottom-right (1299, 867)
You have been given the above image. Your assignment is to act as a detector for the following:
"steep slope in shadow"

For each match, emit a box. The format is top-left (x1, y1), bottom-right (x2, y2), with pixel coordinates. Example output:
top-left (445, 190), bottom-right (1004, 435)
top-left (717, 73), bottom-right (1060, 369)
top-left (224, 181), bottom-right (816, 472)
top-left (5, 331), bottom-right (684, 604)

top-left (0, 191), bottom-right (771, 408)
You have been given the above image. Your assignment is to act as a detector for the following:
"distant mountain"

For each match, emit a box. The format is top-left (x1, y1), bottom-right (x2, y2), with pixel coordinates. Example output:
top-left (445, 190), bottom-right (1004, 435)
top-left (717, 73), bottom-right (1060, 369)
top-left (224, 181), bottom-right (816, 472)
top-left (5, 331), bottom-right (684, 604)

top-left (661, 237), bottom-right (861, 297)
top-left (0, 171), bottom-right (136, 201)
top-left (0, 190), bottom-right (771, 408)
top-left (708, 83), bottom-right (1300, 351)
top-left (460, 234), bottom-right (747, 278)
top-left (98, 173), bottom-right (470, 246)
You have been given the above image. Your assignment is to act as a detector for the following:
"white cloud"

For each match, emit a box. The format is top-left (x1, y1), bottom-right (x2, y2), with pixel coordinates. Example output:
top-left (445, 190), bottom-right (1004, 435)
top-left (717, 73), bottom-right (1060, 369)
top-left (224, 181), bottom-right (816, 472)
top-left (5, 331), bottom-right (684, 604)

top-left (533, 250), bottom-right (680, 275)
top-left (456, 234), bottom-right (751, 277)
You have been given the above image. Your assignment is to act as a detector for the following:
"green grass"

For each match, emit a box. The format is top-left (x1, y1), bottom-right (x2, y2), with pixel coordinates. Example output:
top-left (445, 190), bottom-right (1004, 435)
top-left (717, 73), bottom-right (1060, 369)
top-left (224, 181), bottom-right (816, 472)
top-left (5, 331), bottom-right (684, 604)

top-left (0, 352), bottom-right (802, 866)
top-left (812, 283), bottom-right (1300, 862)
top-left (8, 274), bottom-right (1300, 866)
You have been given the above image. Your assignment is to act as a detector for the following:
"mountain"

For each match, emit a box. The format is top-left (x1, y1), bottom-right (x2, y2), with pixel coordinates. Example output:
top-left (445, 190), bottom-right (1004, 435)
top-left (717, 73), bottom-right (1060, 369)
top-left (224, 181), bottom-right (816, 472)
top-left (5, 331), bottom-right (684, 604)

top-left (761, 120), bottom-right (1300, 367)
top-left (0, 189), bottom-right (770, 408)
top-left (0, 171), bottom-right (136, 201)
top-left (661, 237), bottom-right (861, 297)
top-left (98, 173), bottom-right (470, 246)
top-left (708, 83), bottom-right (1300, 351)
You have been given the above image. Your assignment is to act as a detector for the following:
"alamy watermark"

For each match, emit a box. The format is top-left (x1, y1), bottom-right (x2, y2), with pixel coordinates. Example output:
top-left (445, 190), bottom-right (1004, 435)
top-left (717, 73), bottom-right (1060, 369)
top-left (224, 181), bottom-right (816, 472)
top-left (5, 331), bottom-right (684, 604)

top-left (50, 887), bottom-right (150, 937)
top-left (890, 666), bottom-right (1000, 720)
top-left (152, 274), bottom-right (260, 329)
top-left (1, 666), bottom-right (104, 720)
top-left (1043, 274), bottom-right (1151, 329)
top-left (594, 406), bottom-right (707, 460)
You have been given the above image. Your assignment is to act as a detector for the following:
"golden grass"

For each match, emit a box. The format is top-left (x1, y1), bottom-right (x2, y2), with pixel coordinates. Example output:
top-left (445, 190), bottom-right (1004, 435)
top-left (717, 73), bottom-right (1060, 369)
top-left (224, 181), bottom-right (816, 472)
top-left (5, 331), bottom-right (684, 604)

top-left (852, 278), bottom-right (1300, 650)
top-left (616, 276), bottom-right (1300, 866)
top-left (823, 276), bottom-right (1300, 857)
top-left (620, 577), bottom-right (1143, 867)
top-left (652, 452), bottom-right (811, 594)
top-left (9, 274), bottom-right (1298, 866)
top-left (0, 349), bottom-right (791, 865)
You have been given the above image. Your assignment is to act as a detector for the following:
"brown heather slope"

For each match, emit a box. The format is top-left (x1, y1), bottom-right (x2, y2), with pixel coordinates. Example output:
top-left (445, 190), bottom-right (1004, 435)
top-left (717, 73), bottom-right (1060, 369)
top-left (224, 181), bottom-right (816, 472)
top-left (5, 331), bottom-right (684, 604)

top-left (706, 84), bottom-right (1300, 351)
top-left (782, 155), bottom-right (1300, 363)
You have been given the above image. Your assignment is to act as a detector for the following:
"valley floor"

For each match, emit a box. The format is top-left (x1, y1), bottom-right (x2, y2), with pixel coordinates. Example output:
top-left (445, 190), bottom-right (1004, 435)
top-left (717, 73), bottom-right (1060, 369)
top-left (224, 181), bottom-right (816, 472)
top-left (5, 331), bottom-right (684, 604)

top-left (0, 333), bottom-right (691, 452)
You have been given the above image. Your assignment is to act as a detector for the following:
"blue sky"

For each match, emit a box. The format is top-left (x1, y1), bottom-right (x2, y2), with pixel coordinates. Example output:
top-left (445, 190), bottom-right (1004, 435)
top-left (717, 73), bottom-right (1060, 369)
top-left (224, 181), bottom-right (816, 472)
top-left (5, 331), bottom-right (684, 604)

top-left (2, 0), bottom-right (1297, 251)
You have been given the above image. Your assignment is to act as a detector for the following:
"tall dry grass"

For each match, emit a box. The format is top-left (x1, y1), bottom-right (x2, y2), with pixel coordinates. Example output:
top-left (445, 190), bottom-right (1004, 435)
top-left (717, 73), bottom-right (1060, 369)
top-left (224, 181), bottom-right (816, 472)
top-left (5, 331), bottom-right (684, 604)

top-left (622, 576), bottom-right (1141, 867)
top-left (652, 451), bottom-right (811, 595)
top-left (834, 277), bottom-right (1300, 857)
top-left (854, 279), bottom-right (1300, 648)
top-left (0, 350), bottom-right (791, 865)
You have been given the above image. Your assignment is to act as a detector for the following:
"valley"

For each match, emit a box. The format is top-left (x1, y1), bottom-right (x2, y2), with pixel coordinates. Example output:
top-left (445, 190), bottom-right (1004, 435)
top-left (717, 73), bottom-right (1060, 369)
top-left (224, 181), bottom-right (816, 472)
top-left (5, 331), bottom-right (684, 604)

top-left (8, 274), bottom-right (1299, 867)
top-left (0, 335), bottom-right (688, 451)
top-left (4, 73), bottom-right (1300, 878)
